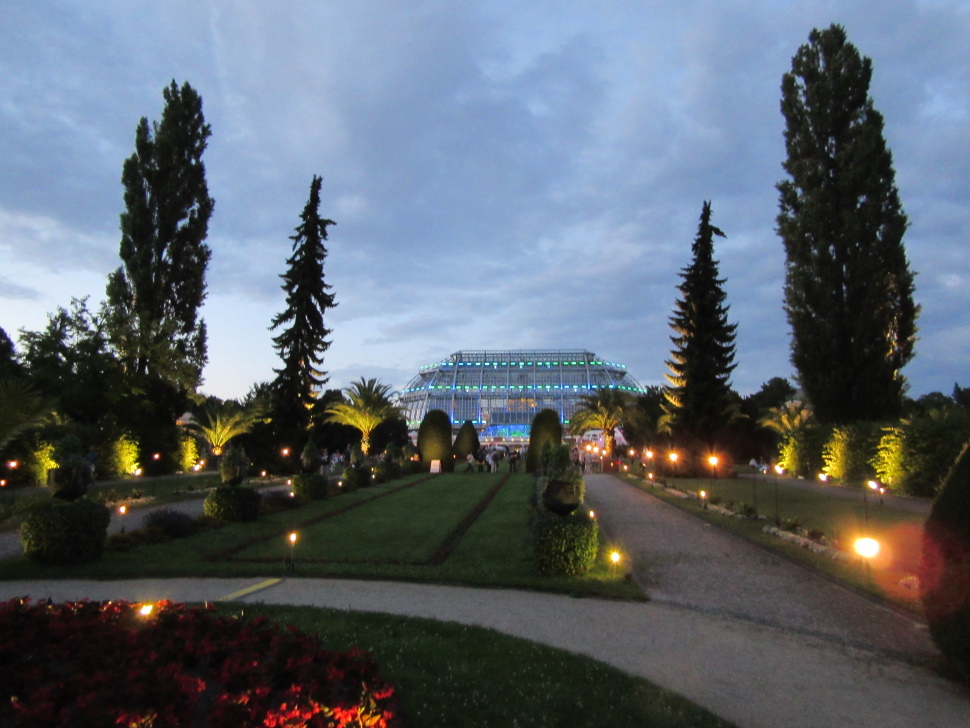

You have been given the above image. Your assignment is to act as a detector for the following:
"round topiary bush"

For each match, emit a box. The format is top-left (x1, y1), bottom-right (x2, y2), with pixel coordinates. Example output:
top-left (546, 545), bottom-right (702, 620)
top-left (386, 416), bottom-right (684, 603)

top-left (203, 487), bottom-right (262, 522)
top-left (20, 499), bottom-right (111, 565)
top-left (531, 509), bottom-right (599, 576)
top-left (920, 441), bottom-right (970, 681)
top-left (143, 508), bottom-right (197, 538)
top-left (526, 409), bottom-right (562, 474)
top-left (292, 473), bottom-right (330, 501)
top-left (417, 409), bottom-right (454, 472)
top-left (219, 444), bottom-right (249, 486)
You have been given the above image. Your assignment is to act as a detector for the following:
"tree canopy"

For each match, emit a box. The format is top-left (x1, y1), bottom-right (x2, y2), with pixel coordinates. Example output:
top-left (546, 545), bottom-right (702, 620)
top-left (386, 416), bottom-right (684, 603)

top-left (105, 80), bottom-right (213, 395)
top-left (662, 201), bottom-right (738, 444)
top-left (777, 24), bottom-right (918, 424)
top-left (324, 378), bottom-right (398, 455)
top-left (270, 175), bottom-right (337, 435)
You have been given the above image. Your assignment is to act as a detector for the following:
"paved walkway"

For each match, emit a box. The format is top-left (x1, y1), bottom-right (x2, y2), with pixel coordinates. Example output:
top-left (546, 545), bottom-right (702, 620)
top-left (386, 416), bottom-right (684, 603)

top-left (0, 475), bottom-right (967, 728)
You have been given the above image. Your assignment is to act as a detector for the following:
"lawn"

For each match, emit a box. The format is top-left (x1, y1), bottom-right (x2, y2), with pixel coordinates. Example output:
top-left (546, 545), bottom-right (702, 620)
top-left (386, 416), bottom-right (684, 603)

top-left (628, 472), bottom-right (928, 612)
top-left (220, 602), bottom-right (737, 728)
top-left (0, 472), bottom-right (644, 600)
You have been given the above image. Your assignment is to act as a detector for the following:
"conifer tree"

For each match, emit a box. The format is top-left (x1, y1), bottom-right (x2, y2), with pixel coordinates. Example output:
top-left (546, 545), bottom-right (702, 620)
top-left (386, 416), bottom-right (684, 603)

top-left (778, 24), bottom-right (918, 424)
top-left (106, 80), bottom-right (213, 394)
top-left (270, 175), bottom-right (337, 434)
top-left (662, 201), bottom-right (738, 444)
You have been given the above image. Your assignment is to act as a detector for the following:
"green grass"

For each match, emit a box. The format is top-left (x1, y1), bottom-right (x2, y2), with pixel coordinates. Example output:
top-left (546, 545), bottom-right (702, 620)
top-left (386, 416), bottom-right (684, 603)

top-left (222, 603), bottom-right (737, 728)
top-left (0, 473), bottom-right (643, 600)
top-left (629, 474), bottom-right (927, 612)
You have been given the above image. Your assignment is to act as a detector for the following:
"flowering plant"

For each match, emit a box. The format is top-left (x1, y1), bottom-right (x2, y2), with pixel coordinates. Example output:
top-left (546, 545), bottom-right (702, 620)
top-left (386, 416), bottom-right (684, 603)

top-left (0, 598), bottom-right (399, 727)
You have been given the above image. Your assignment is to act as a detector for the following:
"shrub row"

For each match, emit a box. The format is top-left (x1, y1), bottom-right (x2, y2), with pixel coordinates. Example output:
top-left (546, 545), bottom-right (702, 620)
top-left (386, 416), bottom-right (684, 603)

top-left (20, 499), bottom-right (111, 565)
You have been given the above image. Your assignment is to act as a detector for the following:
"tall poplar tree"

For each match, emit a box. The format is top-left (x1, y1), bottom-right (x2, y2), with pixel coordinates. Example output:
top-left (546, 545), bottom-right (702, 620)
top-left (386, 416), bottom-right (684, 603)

top-left (270, 175), bottom-right (337, 435)
top-left (106, 80), bottom-right (213, 395)
top-left (662, 201), bottom-right (738, 444)
top-left (778, 24), bottom-right (918, 425)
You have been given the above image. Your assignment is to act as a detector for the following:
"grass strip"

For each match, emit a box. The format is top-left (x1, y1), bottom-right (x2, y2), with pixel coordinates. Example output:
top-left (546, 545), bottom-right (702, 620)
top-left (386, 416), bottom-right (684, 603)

top-left (224, 602), bottom-right (737, 728)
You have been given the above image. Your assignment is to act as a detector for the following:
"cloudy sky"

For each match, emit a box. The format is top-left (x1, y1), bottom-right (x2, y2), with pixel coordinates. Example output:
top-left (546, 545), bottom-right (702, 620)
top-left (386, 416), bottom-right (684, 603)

top-left (2, 0), bottom-right (968, 402)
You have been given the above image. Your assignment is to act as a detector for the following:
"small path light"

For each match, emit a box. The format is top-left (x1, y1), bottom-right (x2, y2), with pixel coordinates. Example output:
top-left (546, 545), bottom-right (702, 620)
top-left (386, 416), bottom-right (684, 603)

top-left (855, 537), bottom-right (880, 559)
top-left (138, 604), bottom-right (154, 617)
top-left (773, 465), bottom-right (783, 526)
top-left (699, 489), bottom-right (708, 508)
top-left (287, 532), bottom-right (298, 572)
top-left (118, 504), bottom-right (127, 533)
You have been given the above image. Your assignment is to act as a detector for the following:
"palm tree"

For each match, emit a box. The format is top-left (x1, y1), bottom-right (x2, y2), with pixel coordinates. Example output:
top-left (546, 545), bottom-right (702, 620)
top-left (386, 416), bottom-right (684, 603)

top-left (569, 388), bottom-right (634, 456)
top-left (324, 377), bottom-right (399, 455)
top-left (186, 405), bottom-right (266, 456)
top-left (0, 379), bottom-right (55, 452)
top-left (758, 400), bottom-right (813, 436)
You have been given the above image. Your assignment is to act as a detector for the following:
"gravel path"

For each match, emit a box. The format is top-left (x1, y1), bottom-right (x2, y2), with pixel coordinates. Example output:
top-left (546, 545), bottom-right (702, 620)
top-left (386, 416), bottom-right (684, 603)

top-left (584, 475), bottom-right (935, 663)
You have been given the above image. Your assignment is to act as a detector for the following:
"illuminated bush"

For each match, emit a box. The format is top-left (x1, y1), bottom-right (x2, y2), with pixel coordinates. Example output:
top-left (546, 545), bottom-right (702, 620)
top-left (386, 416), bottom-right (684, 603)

top-left (532, 509), bottom-right (599, 576)
top-left (417, 409), bottom-right (453, 472)
top-left (526, 409), bottom-right (562, 474)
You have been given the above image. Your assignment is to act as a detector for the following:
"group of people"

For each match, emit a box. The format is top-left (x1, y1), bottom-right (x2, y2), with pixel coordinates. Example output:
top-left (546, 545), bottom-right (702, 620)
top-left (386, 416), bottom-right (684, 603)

top-left (464, 447), bottom-right (522, 473)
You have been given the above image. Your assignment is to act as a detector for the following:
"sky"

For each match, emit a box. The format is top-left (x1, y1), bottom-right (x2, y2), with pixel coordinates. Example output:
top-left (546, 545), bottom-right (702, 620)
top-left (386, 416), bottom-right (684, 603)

top-left (2, 0), bottom-right (968, 403)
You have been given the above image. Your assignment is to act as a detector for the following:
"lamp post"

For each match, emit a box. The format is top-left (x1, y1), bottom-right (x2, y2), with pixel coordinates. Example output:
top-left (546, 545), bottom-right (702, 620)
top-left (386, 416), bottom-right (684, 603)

top-left (287, 532), bottom-right (298, 572)
top-left (668, 451), bottom-right (678, 483)
top-left (645, 449), bottom-right (654, 483)
top-left (773, 465), bottom-right (783, 526)
top-left (707, 455), bottom-right (718, 496)
top-left (119, 504), bottom-right (127, 533)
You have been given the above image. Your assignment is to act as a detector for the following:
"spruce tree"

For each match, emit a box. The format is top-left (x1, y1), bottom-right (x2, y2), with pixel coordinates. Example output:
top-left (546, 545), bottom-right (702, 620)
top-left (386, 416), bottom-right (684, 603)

top-left (270, 175), bottom-right (337, 435)
top-left (106, 80), bottom-right (213, 394)
top-left (662, 201), bottom-right (738, 445)
top-left (778, 24), bottom-right (918, 424)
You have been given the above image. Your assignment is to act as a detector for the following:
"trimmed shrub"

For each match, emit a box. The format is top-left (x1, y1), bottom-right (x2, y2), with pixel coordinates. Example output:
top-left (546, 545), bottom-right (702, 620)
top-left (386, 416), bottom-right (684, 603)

top-left (453, 420), bottom-right (480, 460)
top-left (536, 443), bottom-right (584, 515)
top-left (920, 441), bottom-right (970, 681)
top-left (532, 509), bottom-right (599, 576)
top-left (203, 486), bottom-right (262, 522)
top-left (526, 409), bottom-right (562, 474)
top-left (417, 409), bottom-right (454, 472)
top-left (219, 444), bottom-right (249, 485)
top-left (143, 508), bottom-right (197, 538)
top-left (20, 499), bottom-right (111, 565)
top-left (373, 460), bottom-right (401, 483)
top-left (292, 473), bottom-right (330, 501)
top-left (343, 465), bottom-right (373, 490)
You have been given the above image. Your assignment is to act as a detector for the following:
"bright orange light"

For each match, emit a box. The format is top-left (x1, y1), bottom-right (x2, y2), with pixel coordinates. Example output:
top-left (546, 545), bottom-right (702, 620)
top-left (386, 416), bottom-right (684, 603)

top-left (647, 472), bottom-right (655, 480)
top-left (818, 473), bottom-right (829, 482)
top-left (867, 480), bottom-right (880, 491)
top-left (629, 449), bottom-right (636, 458)
top-left (774, 465), bottom-right (783, 475)
top-left (668, 452), bottom-right (678, 462)
top-left (118, 505), bottom-right (127, 516)
top-left (134, 468), bottom-right (143, 477)
top-left (645, 450), bottom-right (654, 459)
top-left (610, 551), bottom-right (621, 564)
top-left (0, 480), bottom-right (7, 487)
top-left (699, 490), bottom-right (707, 499)
top-left (260, 470), bottom-right (267, 477)
top-left (708, 456), bottom-right (719, 467)
top-left (854, 538), bottom-right (880, 559)
top-left (286, 479), bottom-right (292, 486)
top-left (589, 510), bottom-right (596, 519)
top-left (139, 604), bottom-right (154, 617)
top-left (289, 532), bottom-right (298, 544)
top-left (281, 448), bottom-right (290, 457)
top-left (7, 460), bottom-right (19, 469)
top-left (152, 453), bottom-right (161, 460)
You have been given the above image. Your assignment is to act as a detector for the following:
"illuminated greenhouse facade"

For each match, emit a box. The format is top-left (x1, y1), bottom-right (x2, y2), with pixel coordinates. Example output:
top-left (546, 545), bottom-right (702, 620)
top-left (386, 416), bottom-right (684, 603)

top-left (398, 350), bottom-right (646, 441)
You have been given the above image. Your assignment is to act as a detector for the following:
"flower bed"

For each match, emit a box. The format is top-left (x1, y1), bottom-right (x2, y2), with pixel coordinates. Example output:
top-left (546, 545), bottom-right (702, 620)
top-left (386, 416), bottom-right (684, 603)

top-left (0, 598), bottom-right (400, 727)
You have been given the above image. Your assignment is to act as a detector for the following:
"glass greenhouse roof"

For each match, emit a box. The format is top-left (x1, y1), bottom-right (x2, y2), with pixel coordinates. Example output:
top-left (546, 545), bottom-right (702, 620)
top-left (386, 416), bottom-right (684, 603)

top-left (398, 349), bottom-right (646, 434)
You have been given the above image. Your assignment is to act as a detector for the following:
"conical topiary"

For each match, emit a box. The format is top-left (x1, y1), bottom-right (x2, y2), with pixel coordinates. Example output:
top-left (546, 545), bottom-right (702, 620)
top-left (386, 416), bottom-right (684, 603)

top-left (920, 440), bottom-right (970, 681)
top-left (417, 409), bottom-right (454, 472)
top-left (453, 420), bottom-right (480, 460)
top-left (526, 409), bottom-right (562, 474)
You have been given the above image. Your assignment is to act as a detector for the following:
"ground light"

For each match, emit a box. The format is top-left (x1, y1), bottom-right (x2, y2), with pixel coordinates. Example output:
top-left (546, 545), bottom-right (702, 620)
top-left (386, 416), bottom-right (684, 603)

top-left (118, 505), bottom-right (127, 533)
top-left (609, 550), bottom-right (621, 575)
top-left (699, 489), bottom-right (708, 508)
top-left (707, 455), bottom-right (718, 500)
top-left (287, 532), bottom-right (298, 572)
top-left (139, 604), bottom-right (154, 617)
top-left (773, 465), bottom-right (783, 526)
top-left (854, 537), bottom-right (880, 559)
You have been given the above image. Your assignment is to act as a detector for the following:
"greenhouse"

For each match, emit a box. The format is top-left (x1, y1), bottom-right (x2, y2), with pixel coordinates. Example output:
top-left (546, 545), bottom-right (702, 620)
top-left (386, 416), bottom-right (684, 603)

top-left (398, 349), bottom-right (647, 442)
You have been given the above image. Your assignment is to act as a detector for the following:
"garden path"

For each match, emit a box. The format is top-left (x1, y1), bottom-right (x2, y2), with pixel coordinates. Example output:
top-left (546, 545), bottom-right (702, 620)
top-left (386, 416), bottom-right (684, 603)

top-left (0, 475), bottom-right (967, 728)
